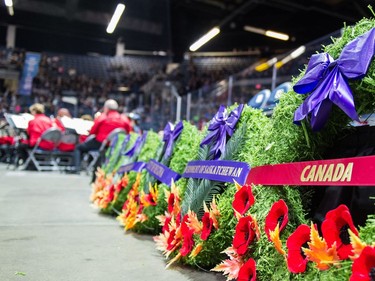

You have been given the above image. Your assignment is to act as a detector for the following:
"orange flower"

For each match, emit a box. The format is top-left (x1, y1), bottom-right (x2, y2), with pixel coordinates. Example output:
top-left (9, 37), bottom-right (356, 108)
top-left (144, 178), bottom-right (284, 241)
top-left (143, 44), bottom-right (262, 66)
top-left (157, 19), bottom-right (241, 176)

top-left (349, 229), bottom-right (367, 260)
top-left (98, 184), bottom-right (115, 209)
top-left (190, 243), bottom-right (203, 258)
top-left (113, 174), bottom-right (129, 202)
top-left (153, 232), bottom-right (169, 253)
top-left (212, 247), bottom-right (244, 280)
top-left (269, 224), bottom-right (286, 255)
top-left (186, 210), bottom-right (202, 234)
top-left (203, 198), bottom-right (220, 230)
top-left (166, 181), bottom-right (181, 216)
top-left (140, 183), bottom-right (159, 208)
top-left (303, 223), bottom-right (340, 270)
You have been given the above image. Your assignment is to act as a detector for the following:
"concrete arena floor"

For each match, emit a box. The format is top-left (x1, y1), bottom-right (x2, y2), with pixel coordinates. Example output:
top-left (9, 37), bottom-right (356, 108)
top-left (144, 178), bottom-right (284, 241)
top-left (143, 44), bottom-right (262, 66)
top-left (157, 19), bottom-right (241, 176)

top-left (0, 165), bottom-right (225, 281)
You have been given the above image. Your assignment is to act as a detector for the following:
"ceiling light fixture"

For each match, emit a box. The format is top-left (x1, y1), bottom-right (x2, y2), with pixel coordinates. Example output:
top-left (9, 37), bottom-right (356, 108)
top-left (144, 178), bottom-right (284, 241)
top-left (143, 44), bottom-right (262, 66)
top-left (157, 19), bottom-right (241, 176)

top-left (4, 0), bottom-right (14, 16)
top-left (4, 0), bottom-right (12, 7)
top-left (255, 57), bottom-right (278, 72)
top-left (106, 3), bottom-right (126, 34)
top-left (189, 27), bottom-right (220, 52)
top-left (276, 46), bottom-right (306, 69)
top-left (265, 30), bottom-right (289, 41)
top-left (244, 25), bottom-right (289, 41)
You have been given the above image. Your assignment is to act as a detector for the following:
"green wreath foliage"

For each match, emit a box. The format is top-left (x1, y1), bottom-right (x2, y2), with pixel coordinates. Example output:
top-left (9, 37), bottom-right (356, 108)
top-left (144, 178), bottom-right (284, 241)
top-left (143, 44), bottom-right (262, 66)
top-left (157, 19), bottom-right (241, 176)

top-left (187, 16), bottom-right (375, 277)
top-left (110, 131), bottom-right (162, 214)
top-left (134, 121), bottom-right (203, 234)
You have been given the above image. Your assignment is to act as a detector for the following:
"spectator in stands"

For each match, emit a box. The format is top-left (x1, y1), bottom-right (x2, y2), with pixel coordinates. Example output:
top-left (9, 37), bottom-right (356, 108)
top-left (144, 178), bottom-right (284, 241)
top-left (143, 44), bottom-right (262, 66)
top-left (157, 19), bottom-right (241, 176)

top-left (72, 99), bottom-right (132, 173)
top-left (15, 103), bottom-right (54, 165)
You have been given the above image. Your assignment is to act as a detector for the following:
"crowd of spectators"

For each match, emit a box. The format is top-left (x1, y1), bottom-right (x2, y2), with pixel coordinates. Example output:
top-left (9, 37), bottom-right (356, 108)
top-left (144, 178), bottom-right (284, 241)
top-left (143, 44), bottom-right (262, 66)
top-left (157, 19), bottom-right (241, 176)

top-left (0, 45), bottom-right (313, 132)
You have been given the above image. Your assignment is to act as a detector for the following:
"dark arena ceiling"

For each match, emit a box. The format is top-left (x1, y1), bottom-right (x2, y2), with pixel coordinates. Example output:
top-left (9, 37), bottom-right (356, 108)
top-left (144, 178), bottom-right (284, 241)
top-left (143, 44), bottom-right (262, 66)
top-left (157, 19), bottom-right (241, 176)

top-left (0, 0), bottom-right (373, 61)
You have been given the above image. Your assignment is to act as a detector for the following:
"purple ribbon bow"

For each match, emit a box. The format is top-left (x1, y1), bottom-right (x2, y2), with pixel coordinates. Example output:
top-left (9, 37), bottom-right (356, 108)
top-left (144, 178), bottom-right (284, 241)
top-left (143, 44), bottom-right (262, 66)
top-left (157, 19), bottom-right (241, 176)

top-left (163, 121), bottom-right (184, 158)
top-left (293, 28), bottom-right (375, 131)
top-left (200, 104), bottom-right (244, 160)
top-left (124, 132), bottom-right (148, 157)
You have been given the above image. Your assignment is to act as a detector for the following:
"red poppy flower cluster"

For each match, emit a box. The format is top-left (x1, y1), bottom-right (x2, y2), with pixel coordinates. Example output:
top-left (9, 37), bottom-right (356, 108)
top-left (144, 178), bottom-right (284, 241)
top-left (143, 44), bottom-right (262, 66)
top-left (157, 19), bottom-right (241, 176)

top-left (154, 182), bottom-right (221, 266)
top-left (214, 183), bottom-right (259, 280)
top-left (322, 204), bottom-right (359, 260)
top-left (233, 216), bottom-right (258, 255)
top-left (265, 199), bottom-right (289, 240)
top-left (232, 184), bottom-right (255, 216)
top-left (215, 182), bottom-right (374, 281)
top-left (284, 204), bottom-right (369, 276)
top-left (286, 224), bottom-right (311, 273)
top-left (350, 246), bottom-right (375, 281)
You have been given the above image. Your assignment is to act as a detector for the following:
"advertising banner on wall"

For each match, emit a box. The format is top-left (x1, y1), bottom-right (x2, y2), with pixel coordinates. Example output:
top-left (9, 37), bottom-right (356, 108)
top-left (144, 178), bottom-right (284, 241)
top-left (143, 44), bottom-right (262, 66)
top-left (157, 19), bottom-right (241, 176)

top-left (19, 52), bottom-right (41, 96)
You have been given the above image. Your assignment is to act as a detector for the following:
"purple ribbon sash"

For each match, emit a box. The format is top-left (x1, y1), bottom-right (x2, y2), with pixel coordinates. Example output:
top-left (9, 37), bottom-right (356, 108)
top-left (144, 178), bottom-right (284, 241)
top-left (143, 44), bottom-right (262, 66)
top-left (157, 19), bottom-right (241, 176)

top-left (104, 133), bottom-right (119, 165)
top-left (124, 132), bottom-right (147, 157)
top-left (145, 159), bottom-right (181, 186)
top-left (163, 121), bottom-right (184, 158)
top-left (182, 160), bottom-right (251, 185)
top-left (200, 104), bottom-right (244, 160)
top-left (117, 162), bottom-right (146, 174)
top-left (294, 28), bottom-right (375, 131)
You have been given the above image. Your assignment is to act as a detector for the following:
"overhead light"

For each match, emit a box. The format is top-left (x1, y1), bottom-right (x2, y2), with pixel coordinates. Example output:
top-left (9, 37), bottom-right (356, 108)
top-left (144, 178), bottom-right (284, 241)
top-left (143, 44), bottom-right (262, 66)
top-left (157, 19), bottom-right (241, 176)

top-left (243, 25), bottom-right (264, 35)
top-left (255, 57), bottom-right (277, 72)
top-left (265, 30), bottom-right (289, 41)
top-left (4, 0), bottom-right (13, 7)
top-left (290, 45), bottom-right (306, 58)
top-left (7, 6), bottom-right (14, 15)
top-left (106, 3), bottom-right (126, 34)
top-left (118, 86), bottom-right (129, 92)
top-left (189, 27), bottom-right (220, 52)
top-left (244, 25), bottom-right (289, 41)
top-left (4, 0), bottom-right (14, 15)
top-left (276, 46), bottom-right (306, 69)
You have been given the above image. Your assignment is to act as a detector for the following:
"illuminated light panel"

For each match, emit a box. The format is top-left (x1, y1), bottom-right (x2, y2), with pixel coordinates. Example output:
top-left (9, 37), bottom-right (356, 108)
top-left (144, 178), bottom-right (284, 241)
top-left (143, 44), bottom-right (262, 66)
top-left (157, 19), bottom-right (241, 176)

top-left (106, 4), bottom-right (126, 34)
top-left (265, 30), bottom-right (289, 41)
top-left (189, 27), bottom-right (220, 52)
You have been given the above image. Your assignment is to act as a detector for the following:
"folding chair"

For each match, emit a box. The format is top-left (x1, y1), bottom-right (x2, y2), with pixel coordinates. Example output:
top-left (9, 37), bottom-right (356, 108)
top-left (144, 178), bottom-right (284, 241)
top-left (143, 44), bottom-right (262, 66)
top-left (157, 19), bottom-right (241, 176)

top-left (84, 128), bottom-right (127, 174)
top-left (55, 133), bottom-right (78, 171)
top-left (22, 128), bottom-right (63, 171)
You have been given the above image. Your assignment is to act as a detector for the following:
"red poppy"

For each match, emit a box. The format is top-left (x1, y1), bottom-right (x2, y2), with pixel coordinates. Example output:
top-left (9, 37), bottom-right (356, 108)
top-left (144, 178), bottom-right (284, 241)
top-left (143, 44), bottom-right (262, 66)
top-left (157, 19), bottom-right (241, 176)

top-left (168, 193), bottom-right (176, 214)
top-left (180, 230), bottom-right (194, 256)
top-left (167, 229), bottom-right (178, 251)
top-left (176, 212), bottom-right (182, 226)
top-left (321, 204), bottom-right (358, 260)
top-left (233, 216), bottom-right (257, 255)
top-left (180, 214), bottom-right (190, 234)
top-left (265, 199), bottom-right (289, 241)
top-left (143, 193), bottom-right (157, 206)
top-left (179, 214), bottom-right (194, 256)
top-left (106, 184), bottom-right (115, 203)
top-left (201, 212), bottom-right (213, 241)
top-left (232, 184), bottom-right (255, 216)
top-left (162, 216), bottom-right (172, 233)
top-left (286, 224), bottom-right (311, 273)
top-left (350, 246), bottom-right (375, 281)
top-left (237, 258), bottom-right (256, 281)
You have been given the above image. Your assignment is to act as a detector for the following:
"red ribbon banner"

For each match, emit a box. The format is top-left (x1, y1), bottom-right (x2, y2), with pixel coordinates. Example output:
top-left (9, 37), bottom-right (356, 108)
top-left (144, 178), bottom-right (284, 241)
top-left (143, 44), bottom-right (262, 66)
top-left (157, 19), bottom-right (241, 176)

top-left (246, 155), bottom-right (375, 186)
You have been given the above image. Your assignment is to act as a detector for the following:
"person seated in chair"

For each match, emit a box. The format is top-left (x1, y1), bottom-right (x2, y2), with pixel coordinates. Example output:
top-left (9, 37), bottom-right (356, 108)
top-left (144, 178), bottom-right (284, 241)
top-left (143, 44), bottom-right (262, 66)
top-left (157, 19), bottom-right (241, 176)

top-left (16, 103), bottom-right (54, 166)
top-left (53, 108), bottom-right (71, 132)
top-left (53, 108), bottom-right (76, 152)
top-left (72, 99), bottom-right (132, 173)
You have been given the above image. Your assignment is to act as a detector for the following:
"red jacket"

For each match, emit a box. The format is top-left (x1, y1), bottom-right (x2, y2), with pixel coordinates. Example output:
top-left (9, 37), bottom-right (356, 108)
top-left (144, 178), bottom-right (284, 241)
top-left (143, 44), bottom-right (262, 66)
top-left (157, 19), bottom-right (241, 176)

top-left (53, 118), bottom-right (76, 152)
top-left (27, 114), bottom-right (54, 150)
top-left (89, 110), bottom-right (132, 142)
top-left (54, 118), bottom-right (65, 132)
